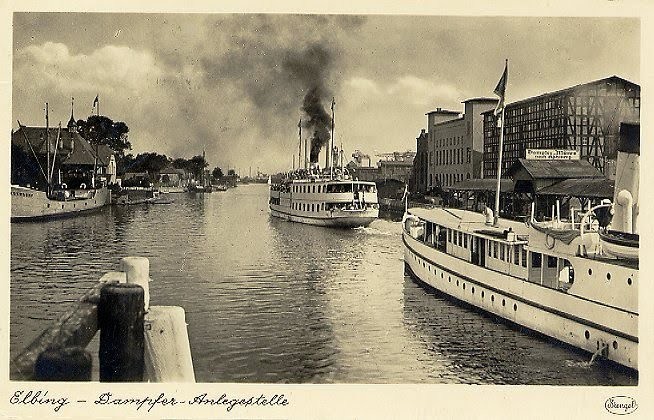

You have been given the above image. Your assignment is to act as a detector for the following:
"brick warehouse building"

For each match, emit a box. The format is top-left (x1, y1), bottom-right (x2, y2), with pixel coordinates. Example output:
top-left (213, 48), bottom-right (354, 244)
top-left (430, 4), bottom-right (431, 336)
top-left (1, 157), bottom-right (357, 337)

top-left (482, 76), bottom-right (640, 179)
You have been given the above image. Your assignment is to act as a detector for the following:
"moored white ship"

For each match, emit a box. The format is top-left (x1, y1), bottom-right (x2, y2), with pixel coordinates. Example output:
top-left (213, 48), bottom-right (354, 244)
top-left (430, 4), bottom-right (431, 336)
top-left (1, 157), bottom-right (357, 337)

top-left (402, 123), bottom-right (639, 370)
top-left (11, 185), bottom-right (110, 221)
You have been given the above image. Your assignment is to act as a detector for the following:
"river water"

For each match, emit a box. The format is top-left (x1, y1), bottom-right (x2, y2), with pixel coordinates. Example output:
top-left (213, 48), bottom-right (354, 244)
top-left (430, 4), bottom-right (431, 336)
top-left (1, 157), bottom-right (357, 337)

top-left (10, 184), bottom-right (636, 384)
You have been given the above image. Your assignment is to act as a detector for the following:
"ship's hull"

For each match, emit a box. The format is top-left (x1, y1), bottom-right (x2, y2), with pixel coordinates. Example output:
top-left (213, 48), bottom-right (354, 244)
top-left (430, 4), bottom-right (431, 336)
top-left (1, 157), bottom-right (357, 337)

top-left (269, 178), bottom-right (379, 228)
top-left (11, 186), bottom-right (110, 222)
top-left (403, 223), bottom-right (637, 370)
top-left (270, 205), bottom-right (378, 227)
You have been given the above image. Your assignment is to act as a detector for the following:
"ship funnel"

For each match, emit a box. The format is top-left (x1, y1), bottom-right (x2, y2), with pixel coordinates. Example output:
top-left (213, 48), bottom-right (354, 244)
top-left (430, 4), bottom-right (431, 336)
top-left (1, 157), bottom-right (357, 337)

top-left (612, 123), bottom-right (639, 234)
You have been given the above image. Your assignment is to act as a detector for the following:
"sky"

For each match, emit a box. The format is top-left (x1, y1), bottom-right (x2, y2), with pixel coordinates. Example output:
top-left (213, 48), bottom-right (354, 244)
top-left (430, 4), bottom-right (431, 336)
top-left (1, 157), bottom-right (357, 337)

top-left (12, 13), bottom-right (640, 174)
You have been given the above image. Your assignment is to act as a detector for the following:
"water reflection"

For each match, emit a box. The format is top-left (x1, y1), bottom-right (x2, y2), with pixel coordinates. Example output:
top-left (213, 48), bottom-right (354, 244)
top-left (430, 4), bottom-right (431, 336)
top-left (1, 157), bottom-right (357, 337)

top-left (10, 185), bottom-right (637, 384)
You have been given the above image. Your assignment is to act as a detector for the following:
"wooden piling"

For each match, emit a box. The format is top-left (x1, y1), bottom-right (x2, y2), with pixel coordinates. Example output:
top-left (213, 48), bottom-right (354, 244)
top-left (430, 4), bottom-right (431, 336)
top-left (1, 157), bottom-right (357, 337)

top-left (11, 277), bottom-right (119, 380)
top-left (98, 283), bottom-right (145, 382)
top-left (34, 346), bottom-right (92, 381)
top-left (144, 306), bottom-right (196, 382)
top-left (120, 256), bottom-right (150, 311)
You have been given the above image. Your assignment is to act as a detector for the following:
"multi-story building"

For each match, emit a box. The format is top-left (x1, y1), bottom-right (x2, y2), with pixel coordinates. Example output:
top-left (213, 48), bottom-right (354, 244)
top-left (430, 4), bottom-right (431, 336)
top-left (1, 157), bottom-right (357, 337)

top-left (412, 129), bottom-right (428, 194)
top-left (482, 75), bottom-right (640, 179)
top-left (426, 99), bottom-right (498, 189)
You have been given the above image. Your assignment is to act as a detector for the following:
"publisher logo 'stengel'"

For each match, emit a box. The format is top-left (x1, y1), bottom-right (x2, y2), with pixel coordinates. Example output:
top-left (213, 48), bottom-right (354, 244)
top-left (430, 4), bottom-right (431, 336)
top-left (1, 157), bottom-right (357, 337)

top-left (605, 396), bottom-right (638, 415)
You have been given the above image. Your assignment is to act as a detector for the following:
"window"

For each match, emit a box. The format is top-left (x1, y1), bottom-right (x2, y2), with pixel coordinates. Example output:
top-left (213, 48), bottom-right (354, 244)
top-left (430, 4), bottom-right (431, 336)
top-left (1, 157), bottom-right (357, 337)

top-left (547, 255), bottom-right (557, 268)
top-left (488, 241), bottom-right (492, 256)
top-left (493, 242), bottom-right (498, 258)
top-left (514, 246), bottom-right (520, 266)
top-left (532, 252), bottom-right (542, 268)
top-left (463, 234), bottom-right (468, 249)
top-left (499, 244), bottom-right (505, 260)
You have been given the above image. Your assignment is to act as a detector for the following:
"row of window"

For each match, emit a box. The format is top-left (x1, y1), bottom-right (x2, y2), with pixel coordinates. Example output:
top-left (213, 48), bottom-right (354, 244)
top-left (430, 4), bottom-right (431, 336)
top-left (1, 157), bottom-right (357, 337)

top-left (434, 135), bottom-right (464, 147)
top-left (291, 183), bottom-right (376, 194)
top-left (429, 172), bottom-right (470, 188)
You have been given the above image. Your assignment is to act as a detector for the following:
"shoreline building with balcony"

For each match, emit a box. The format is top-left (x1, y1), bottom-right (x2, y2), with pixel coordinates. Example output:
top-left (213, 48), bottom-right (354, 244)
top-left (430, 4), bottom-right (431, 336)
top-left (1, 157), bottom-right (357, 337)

top-left (482, 75), bottom-right (640, 179)
top-left (426, 99), bottom-right (498, 190)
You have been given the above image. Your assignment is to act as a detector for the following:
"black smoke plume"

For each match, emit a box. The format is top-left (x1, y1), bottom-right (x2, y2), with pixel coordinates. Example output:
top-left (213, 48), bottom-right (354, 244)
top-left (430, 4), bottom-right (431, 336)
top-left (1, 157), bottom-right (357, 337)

top-left (303, 87), bottom-right (331, 163)
top-left (282, 43), bottom-right (334, 164)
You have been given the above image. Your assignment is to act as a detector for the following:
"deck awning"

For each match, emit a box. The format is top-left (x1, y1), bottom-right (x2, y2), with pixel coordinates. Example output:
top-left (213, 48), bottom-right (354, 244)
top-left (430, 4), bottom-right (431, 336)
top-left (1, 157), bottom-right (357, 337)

top-left (536, 178), bottom-right (614, 199)
top-left (447, 178), bottom-right (513, 193)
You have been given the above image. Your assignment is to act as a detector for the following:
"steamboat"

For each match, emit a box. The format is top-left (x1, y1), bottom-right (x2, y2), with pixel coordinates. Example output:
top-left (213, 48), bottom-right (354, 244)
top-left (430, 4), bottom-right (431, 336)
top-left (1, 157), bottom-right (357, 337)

top-left (269, 99), bottom-right (379, 227)
top-left (403, 122), bottom-right (639, 370)
top-left (269, 165), bottom-right (379, 227)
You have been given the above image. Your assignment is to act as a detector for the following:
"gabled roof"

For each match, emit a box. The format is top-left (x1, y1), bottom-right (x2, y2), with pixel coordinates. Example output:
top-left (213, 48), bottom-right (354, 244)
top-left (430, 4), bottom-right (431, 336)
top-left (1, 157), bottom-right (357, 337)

top-left (12, 126), bottom-right (76, 155)
top-left (12, 125), bottom-right (115, 167)
top-left (159, 164), bottom-right (185, 175)
top-left (506, 158), bottom-right (604, 180)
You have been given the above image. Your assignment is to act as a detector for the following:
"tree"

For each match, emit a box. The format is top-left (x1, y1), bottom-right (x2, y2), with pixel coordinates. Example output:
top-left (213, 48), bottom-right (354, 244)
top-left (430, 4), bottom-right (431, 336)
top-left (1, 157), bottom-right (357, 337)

top-left (76, 115), bottom-right (131, 158)
top-left (189, 155), bottom-right (208, 179)
top-left (212, 166), bottom-right (223, 180)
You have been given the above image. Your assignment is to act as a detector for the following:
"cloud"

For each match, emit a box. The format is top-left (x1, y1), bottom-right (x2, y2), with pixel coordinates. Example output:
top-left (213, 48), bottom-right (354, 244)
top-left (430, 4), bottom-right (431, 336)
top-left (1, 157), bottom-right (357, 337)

top-left (386, 76), bottom-right (464, 107)
top-left (15, 42), bottom-right (163, 93)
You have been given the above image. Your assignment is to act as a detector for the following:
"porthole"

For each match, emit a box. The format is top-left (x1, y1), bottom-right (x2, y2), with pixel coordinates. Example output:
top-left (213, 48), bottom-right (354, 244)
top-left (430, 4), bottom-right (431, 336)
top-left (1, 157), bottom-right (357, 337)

top-left (441, 273), bottom-right (443, 279)
top-left (585, 330), bottom-right (590, 340)
top-left (627, 278), bottom-right (632, 286)
top-left (613, 340), bottom-right (618, 350)
top-left (449, 276), bottom-right (451, 282)
top-left (502, 299), bottom-right (506, 307)
top-left (472, 287), bottom-right (475, 294)
top-left (491, 295), bottom-right (495, 302)
top-left (588, 268), bottom-right (592, 276)
top-left (463, 283), bottom-right (466, 290)
top-left (606, 273), bottom-right (611, 281)
top-left (481, 291), bottom-right (485, 298)
top-left (456, 280), bottom-right (459, 286)
top-left (513, 303), bottom-right (517, 311)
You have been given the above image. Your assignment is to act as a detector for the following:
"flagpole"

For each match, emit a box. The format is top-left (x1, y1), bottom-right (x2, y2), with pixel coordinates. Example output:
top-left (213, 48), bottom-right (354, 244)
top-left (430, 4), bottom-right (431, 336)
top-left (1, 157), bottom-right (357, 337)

top-left (493, 110), bottom-right (505, 226)
top-left (493, 59), bottom-right (508, 226)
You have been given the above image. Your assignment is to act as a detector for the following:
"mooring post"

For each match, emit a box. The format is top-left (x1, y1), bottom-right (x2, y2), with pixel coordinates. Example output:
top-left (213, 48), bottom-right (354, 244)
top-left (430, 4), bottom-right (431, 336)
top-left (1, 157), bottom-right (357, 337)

top-left (98, 283), bottom-right (145, 382)
top-left (144, 306), bottom-right (196, 382)
top-left (34, 346), bottom-right (92, 381)
top-left (120, 256), bottom-right (150, 311)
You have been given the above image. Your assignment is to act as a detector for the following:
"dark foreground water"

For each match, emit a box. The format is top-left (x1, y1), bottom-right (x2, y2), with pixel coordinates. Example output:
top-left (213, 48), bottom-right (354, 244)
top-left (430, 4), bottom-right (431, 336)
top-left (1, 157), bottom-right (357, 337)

top-left (10, 184), bottom-right (637, 384)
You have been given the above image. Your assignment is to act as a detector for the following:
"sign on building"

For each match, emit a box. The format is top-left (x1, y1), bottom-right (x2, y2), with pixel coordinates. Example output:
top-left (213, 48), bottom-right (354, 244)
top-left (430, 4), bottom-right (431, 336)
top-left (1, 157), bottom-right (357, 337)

top-left (526, 149), bottom-right (580, 161)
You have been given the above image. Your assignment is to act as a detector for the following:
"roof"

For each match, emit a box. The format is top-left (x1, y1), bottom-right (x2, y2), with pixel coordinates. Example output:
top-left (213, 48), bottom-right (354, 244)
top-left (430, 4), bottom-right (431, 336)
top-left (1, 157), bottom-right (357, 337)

top-left (506, 158), bottom-right (604, 180)
top-left (426, 109), bottom-right (460, 116)
top-left (462, 97), bottom-right (498, 103)
top-left (537, 178), bottom-right (614, 198)
top-left (12, 126), bottom-right (76, 155)
top-left (448, 178), bottom-right (513, 193)
top-left (12, 125), bottom-right (113, 166)
top-left (159, 164), bottom-right (186, 175)
top-left (482, 75), bottom-right (640, 115)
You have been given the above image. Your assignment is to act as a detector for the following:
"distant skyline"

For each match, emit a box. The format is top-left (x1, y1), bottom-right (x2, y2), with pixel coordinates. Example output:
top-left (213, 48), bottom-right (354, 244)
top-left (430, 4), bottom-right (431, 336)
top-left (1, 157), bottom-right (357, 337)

top-left (12, 14), bottom-right (639, 173)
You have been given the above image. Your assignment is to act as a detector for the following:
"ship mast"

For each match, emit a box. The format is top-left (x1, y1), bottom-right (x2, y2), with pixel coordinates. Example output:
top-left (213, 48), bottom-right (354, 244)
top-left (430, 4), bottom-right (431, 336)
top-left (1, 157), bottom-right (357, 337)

top-left (298, 118), bottom-right (302, 171)
top-left (330, 97), bottom-right (335, 179)
top-left (45, 103), bottom-right (51, 196)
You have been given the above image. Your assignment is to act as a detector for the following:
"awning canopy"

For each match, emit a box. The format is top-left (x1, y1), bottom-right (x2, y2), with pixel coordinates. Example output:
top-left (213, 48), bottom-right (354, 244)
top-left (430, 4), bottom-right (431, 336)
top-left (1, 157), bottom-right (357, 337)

top-left (448, 178), bottom-right (513, 193)
top-left (536, 178), bottom-right (615, 199)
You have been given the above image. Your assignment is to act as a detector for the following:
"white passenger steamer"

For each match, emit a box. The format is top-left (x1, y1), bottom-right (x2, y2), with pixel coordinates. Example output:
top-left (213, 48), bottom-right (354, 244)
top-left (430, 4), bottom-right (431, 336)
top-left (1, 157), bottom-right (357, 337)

top-left (269, 166), bottom-right (379, 227)
top-left (403, 124), bottom-right (639, 370)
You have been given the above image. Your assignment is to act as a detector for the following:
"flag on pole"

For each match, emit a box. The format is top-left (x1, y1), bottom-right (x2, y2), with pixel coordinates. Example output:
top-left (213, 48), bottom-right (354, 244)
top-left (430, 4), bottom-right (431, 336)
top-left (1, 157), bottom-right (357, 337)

top-left (493, 59), bottom-right (508, 117)
top-left (93, 95), bottom-right (99, 107)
